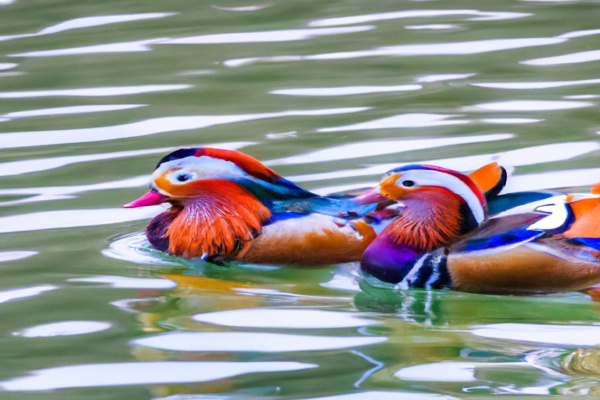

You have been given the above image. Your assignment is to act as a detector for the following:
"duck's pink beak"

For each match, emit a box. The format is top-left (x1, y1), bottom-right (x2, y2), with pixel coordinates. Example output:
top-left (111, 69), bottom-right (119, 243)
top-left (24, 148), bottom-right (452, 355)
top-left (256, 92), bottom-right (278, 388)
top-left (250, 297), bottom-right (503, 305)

top-left (124, 190), bottom-right (168, 208)
top-left (352, 187), bottom-right (387, 205)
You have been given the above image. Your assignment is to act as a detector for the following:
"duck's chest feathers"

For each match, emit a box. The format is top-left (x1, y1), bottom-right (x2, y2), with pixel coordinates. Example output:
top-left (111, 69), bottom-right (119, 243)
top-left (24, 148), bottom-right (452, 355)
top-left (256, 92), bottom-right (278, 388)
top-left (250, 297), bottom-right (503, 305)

top-left (147, 183), bottom-right (271, 259)
top-left (384, 190), bottom-right (468, 253)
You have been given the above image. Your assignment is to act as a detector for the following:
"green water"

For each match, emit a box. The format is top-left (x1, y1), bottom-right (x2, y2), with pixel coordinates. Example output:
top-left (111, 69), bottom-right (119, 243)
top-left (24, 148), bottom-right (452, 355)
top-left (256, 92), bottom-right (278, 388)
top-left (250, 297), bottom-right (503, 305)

top-left (1, 0), bottom-right (600, 398)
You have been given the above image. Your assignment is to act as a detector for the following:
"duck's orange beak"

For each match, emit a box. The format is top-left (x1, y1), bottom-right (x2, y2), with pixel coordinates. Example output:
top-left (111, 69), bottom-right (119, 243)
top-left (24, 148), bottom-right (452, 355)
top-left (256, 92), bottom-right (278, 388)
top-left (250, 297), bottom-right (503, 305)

top-left (124, 190), bottom-right (168, 208)
top-left (352, 187), bottom-right (387, 204)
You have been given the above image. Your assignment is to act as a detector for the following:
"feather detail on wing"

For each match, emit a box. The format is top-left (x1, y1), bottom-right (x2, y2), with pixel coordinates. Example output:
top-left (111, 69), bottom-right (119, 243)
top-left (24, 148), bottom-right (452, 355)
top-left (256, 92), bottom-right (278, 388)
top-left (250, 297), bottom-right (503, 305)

top-left (564, 197), bottom-right (600, 239)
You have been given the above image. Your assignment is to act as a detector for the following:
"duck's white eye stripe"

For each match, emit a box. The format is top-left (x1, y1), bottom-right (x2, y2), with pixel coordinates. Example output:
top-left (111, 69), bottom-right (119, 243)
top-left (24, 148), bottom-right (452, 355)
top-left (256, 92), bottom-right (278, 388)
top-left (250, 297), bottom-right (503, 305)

top-left (400, 169), bottom-right (486, 224)
top-left (158, 155), bottom-right (246, 182)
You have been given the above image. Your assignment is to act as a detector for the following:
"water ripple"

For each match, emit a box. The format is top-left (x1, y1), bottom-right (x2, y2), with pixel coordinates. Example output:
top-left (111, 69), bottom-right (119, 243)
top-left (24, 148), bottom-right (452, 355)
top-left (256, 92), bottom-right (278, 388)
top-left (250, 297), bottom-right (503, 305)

top-left (266, 134), bottom-right (512, 165)
top-left (466, 100), bottom-right (593, 111)
top-left (271, 84), bottom-right (421, 97)
top-left (0, 361), bottom-right (316, 391)
top-left (0, 13), bottom-right (176, 42)
top-left (0, 108), bottom-right (366, 149)
top-left (306, 392), bottom-right (460, 400)
top-left (68, 275), bottom-right (177, 289)
top-left (523, 50), bottom-right (600, 66)
top-left (11, 39), bottom-right (166, 58)
top-left (0, 251), bottom-right (37, 262)
top-left (163, 26), bottom-right (374, 44)
top-left (193, 308), bottom-right (378, 329)
top-left (472, 78), bottom-right (600, 90)
top-left (2, 104), bottom-right (145, 120)
top-left (309, 10), bottom-right (531, 27)
top-left (0, 63), bottom-right (17, 70)
top-left (471, 323), bottom-right (600, 346)
top-left (226, 38), bottom-right (565, 66)
top-left (0, 208), bottom-right (159, 233)
top-left (0, 84), bottom-right (191, 98)
top-left (557, 28), bottom-right (600, 39)
top-left (0, 142), bottom-right (251, 179)
top-left (0, 285), bottom-right (57, 304)
top-left (133, 332), bottom-right (386, 352)
top-left (13, 321), bottom-right (111, 337)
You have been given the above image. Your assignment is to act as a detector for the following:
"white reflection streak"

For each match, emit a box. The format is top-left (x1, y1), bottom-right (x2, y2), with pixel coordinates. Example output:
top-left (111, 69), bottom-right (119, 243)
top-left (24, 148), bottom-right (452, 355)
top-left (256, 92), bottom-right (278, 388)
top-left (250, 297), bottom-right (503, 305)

top-left (0, 108), bottom-right (367, 149)
top-left (289, 142), bottom-right (600, 184)
top-left (0, 177), bottom-right (149, 206)
top-left (471, 323), bottom-right (600, 346)
top-left (319, 113), bottom-right (467, 132)
top-left (14, 321), bottom-right (111, 337)
top-left (0, 84), bottom-right (191, 98)
top-left (0, 208), bottom-right (159, 233)
top-left (467, 100), bottom-right (592, 111)
top-left (164, 26), bottom-right (374, 44)
top-left (523, 50), bottom-right (600, 66)
top-left (271, 85), bottom-right (421, 96)
top-left (0, 361), bottom-right (316, 391)
top-left (472, 78), bottom-right (600, 89)
top-left (556, 28), bottom-right (600, 39)
top-left (306, 392), bottom-right (461, 400)
top-left (0, 251), bottom-right (37, 262)
top-left (68, 276), bottom-right (176, 289)
top-left (11, 39), bottom-right (166, 58)
top-left (395, 361), bottom-right (527, 382)
top-left (133, 332), bottom-right (386, 352)
top-left (0, 142), bottom-right (253, 178)
top-left (415, 73), bottom-right (475, 82)
top-left (406, 24), bottom-right (457, 30)
top-left (2, 104), bottom-right (145, 119)
top-left (225, 38), bottom-right (565, 66)
top-left (266, 134), bottom-right (512, 166)
top-left (309, 10), bottom-right (531, 27)
top-left (308, 38), bottom-right (565, 60)
top-left (0, 63), bottom-right (17, 70)
top-left (0, 285), bottom-right (57, 304)
top-left (0, 147), bottom-right (175, 177)
top-left (0, 13), bottom-right (176, 42)
top-left (193, 308), bottom-right (378, 328)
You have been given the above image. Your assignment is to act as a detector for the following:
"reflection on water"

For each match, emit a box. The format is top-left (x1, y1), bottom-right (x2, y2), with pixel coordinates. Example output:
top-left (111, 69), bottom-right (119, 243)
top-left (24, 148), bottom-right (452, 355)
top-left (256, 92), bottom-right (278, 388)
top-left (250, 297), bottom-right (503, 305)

top-left (471, 323), bottom-right (600, 346)
top-left (133, 331), bottom-right (386, 352)
top-left (14, 321), bottom-right (111, 337)
top-left (0, 84), bottom-right (191, 98)
top-left (1, 0), bottom-right (599, 398)
top-left (0, 107), bottom-right (365, 148)
top-left (192, 308), bottom-right (378, 328)
top-left (0, 361), bottom-right (316, 391)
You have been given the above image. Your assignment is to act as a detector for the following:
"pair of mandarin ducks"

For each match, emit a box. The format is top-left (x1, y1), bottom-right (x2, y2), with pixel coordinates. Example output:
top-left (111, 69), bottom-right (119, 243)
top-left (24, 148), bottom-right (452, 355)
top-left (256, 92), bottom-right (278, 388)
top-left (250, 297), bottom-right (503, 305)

top-left (125, 147), bottom-right (600, 295)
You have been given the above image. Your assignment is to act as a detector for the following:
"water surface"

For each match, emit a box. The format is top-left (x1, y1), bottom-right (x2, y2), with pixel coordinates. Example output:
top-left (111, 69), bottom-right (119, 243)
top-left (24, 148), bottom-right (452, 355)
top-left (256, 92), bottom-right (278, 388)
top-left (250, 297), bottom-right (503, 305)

top-left (1, 0), bottom-right (600, 398)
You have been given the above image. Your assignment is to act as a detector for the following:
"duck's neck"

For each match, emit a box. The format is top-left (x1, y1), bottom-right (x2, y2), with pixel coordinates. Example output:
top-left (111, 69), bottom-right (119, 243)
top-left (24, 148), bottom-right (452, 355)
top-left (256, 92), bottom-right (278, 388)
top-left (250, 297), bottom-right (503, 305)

top-left (147, 181), bottom-right (271, 259)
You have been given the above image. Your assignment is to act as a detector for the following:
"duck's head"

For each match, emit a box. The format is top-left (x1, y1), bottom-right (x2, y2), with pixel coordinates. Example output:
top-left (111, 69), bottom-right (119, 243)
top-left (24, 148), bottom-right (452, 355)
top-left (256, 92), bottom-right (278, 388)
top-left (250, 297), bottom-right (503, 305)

top-left (124, 147), bottom-right (315, 208)
top-left (354, 164), bottom-right (488, 230)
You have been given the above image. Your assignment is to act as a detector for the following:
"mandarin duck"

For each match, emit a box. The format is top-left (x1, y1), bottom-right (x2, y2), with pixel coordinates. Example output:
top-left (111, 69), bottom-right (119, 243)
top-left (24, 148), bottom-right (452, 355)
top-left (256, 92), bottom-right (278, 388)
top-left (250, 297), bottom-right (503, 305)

top-left (352, 164), bottom-right (600, 294)
top-left (124, 148), bottom-right (507, 266)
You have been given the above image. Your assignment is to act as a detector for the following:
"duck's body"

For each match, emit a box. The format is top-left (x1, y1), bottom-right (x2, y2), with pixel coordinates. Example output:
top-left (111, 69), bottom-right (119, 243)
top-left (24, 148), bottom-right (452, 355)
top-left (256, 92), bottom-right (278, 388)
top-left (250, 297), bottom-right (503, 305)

top-left (354, 164), bottom-right (600, 294)
top-left (126, 147), bottom-right (378, 265)
top-left (125, 148), bottom-right (508, 266)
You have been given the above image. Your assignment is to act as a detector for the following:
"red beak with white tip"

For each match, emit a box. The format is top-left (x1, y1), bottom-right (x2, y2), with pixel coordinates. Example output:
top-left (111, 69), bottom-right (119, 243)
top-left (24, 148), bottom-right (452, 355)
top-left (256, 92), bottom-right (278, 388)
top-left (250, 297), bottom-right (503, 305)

top-left (352, 187), bottom-right (387, 205)
top-left (124, 190), bottom-right (168, 208)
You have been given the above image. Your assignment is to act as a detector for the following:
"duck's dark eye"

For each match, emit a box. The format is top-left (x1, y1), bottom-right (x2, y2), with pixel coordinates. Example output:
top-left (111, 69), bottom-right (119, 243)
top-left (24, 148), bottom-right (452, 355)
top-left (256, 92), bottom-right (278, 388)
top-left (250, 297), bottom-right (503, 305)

top-left (402, 180), bottom-right (415, 187)
top-left (177, 173), bottom-right (192, 182)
